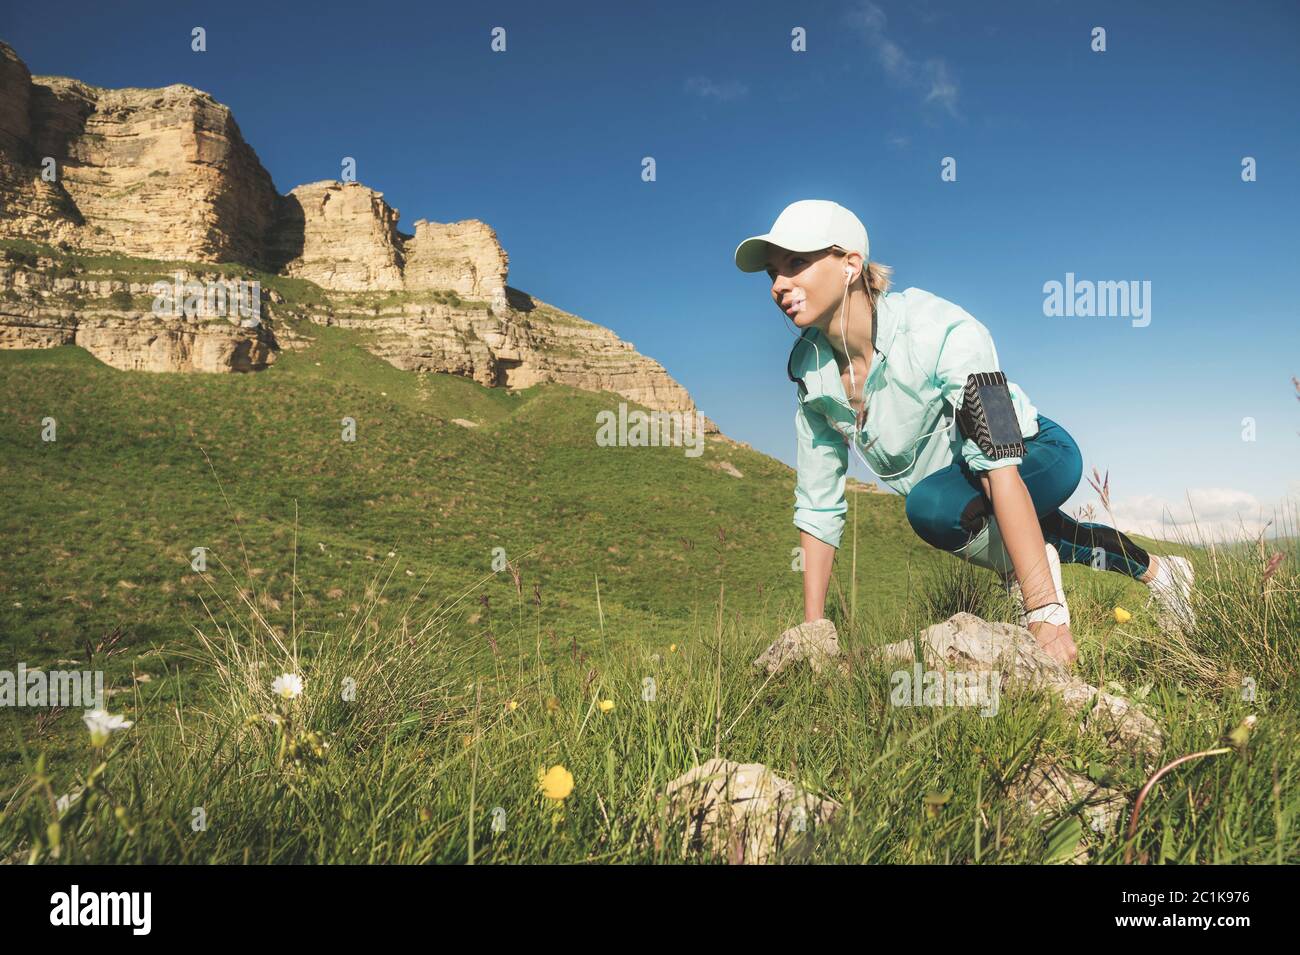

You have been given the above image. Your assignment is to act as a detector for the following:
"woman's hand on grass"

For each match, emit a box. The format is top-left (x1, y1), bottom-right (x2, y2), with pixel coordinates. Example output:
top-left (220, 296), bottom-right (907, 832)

top-left (1028, 621), bottom-right (1077, 668)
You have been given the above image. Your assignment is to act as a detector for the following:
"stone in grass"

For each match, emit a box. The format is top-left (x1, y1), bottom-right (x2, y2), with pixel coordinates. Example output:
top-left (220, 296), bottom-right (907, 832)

top-left (753, 617), bottom-right (847, 677)
top-left (1007, 757), bottom-right (1128, 864)
top-left (879, 612), bottom-right (1163, 761)
top-left (658, 758), bottom-right (842, 865)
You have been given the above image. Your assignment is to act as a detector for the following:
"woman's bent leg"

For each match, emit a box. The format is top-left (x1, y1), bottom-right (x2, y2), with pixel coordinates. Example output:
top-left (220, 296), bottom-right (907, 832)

top-left (1040, 509), bottom-right (1151, 580)
top-left (904, 462), bottom-right (981, 553)
top-left (1011, 416), bottom-right (1150, 579)
top-left (904, 415), bottom-right (1148, 582)
top-left (1020, 417), bottom-right (1152, 580)
top-left (906, 415), bottom-right (1082, 559)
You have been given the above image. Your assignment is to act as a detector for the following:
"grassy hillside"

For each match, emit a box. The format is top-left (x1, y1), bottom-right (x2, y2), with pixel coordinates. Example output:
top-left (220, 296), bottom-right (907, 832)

top-left (0, 325), bottom-right (947, 655)
top-left (0, 326), bottom-right (951, 780)
top-left (3, 324), bottom-right (1293, 865)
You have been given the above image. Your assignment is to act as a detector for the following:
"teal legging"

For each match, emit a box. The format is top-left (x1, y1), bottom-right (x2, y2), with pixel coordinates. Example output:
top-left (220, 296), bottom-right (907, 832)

top-left (904, 414), bottom-right (1151, 579)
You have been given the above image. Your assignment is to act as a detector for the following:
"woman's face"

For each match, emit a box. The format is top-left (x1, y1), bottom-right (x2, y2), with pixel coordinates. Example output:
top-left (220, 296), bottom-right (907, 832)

top-left (764, 245), bottom-right (854, 329)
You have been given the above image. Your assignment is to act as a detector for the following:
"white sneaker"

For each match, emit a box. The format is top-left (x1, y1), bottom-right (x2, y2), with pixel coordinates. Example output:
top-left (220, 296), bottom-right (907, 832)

top-left (1146, 554), bottom-right (1195, 634)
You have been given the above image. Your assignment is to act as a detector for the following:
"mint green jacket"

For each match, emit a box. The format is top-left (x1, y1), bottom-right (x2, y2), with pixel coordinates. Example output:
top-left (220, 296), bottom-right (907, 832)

top-left (790, 286), bottom-right (1040, 549)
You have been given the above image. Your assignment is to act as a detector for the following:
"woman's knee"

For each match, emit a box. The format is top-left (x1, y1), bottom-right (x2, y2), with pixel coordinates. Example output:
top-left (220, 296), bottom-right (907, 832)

top-left (1023, 419), bottom-right (1083, 514)
top-left (905, 484), bottom-right (968, 551)
top-left (1048, 419), bottom-right (1084, 488)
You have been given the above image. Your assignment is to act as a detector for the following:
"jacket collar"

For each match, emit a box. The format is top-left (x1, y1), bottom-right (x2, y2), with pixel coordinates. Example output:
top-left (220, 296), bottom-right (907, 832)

top-left (786, 291), bottom-right (901, 401)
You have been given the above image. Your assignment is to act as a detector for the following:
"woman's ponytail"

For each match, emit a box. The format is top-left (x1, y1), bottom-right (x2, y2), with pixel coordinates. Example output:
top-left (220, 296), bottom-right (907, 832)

top-left (865, 261), bottom-right (893, 303)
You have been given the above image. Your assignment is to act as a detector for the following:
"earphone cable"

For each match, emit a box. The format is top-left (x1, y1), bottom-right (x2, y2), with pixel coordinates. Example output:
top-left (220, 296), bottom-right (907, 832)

top-left (781, 266), bottom-right (956, 483)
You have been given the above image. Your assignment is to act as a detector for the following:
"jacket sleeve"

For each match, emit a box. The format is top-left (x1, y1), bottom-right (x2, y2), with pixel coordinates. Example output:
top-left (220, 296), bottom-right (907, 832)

top-left (793, 402), bottom-right (848, 549)
top-left (932, 314), bottom-right (1024, 473)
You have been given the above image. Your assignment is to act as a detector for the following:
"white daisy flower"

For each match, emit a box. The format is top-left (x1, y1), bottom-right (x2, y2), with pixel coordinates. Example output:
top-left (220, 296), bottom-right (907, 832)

top-left (272, 672), bottom-right (304, 700)
top-left (83, 709), bottom-right (134, 747)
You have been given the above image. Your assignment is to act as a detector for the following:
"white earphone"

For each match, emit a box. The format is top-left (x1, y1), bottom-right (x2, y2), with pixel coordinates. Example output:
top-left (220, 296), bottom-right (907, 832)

top-left (783, 258), bottom-right (957, 482)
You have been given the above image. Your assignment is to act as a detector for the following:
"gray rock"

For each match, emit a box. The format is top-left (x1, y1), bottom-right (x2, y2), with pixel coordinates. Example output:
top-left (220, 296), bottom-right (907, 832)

top-left (658, 758), bottom-right (841, 864)
top-left (753, 618), bottom-right (845, 677)
top-left (1007, 757), bottom-right (1128, 863)
top-left (880, 612), bottom-right (1163, 759)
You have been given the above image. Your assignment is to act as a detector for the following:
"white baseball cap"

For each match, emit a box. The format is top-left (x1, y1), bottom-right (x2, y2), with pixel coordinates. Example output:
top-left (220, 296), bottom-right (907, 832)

top-left (733, 199), bottom-right (870, 273)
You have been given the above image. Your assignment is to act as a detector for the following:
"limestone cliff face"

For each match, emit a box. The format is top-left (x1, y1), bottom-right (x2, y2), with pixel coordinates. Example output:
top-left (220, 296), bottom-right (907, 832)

top-left (405, 218), bottom-right (509, 312)
top-left (272, 181), bottom-right (406, 291)
top-left (0, 42), bottom-right (30, 149)
top-left (0, 259), bottom-right (276, 373)
top-left (0, 44), bottom-right (83, 244)
top-left (272, 181), bottom-right (510, 311)
top-left (0, 41), bottom-right (713, 430)
top-left (0, 44), bottom-right (280, 265)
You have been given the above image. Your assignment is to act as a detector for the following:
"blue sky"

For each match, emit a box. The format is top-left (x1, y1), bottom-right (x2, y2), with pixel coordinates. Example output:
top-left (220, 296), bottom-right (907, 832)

top-left (6, 0), bottom-right (1298, 541)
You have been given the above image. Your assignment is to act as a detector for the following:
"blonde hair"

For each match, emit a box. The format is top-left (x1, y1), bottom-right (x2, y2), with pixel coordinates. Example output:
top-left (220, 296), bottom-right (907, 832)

top-left (830, 245), bottom-right (892, 305)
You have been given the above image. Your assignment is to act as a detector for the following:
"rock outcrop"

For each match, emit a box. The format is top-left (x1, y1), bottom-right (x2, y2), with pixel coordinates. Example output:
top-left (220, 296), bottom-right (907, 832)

top-left (879, 612), bottom-right (1164, 759)
top-left (658, 758), bottom-right (841, 864)
top-left (746, 612), bottom-right (1150, 863)
top-left (0, 259), bottom-right (275, 372)
top-left (290, 287), bottom-right (711, 425)
top-left (272, 181), bottom-right (405, 291)
top-left (270, 181), bottom-right (511, 307)
top-left (1, 43), bottom-right (280, 265)
top-left (0, 41), bottom-right (712, 426)
top-left (0, 45), bottom-right (83, 247)
top-left (406, 217), bottom-right (509, 311)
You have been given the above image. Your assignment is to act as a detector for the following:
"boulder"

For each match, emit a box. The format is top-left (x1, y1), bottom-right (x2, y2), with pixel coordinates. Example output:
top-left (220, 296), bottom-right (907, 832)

top-left (658, 758), bottom-right (841, 864)
top-left (880, 612), bottom-right (1163, 758)
top-left (753, 617), bottom-right (845, 677)
top-left (1007, 757), bottom-right (1128, 864)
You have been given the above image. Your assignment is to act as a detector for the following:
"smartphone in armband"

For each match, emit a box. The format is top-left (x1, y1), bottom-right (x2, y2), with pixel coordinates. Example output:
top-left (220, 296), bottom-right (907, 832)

top-left (956, 371), bottom-right (1026, 460)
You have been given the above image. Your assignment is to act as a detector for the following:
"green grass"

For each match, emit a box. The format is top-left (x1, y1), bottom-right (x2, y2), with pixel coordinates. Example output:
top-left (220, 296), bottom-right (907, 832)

top-left (0, 329), bottom-right (1296, 864)
top-left (0, 332), bottom-right (942, 794)
top-left (2, 522), bottom-right (1295, 864)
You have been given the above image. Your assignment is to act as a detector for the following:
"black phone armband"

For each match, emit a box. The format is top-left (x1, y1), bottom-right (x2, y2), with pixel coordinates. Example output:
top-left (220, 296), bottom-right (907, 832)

top-left (955, 371), bottom-right (1026, 460)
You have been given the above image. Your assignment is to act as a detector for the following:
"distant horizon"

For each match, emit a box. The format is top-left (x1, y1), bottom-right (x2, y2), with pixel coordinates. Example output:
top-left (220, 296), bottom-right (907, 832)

top-left (4, 0), bottom-right (1297, 544)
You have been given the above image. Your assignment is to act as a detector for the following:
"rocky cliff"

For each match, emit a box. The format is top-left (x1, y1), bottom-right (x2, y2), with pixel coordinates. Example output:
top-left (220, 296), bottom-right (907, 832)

top-left (270, 180), bottom-right (510, 311)
top-left (0, 253), bottom-right (277, 372)
top-left (0, 45), bottom-right (279, 265)
top-left (0, 41), bottom-right (713, 429)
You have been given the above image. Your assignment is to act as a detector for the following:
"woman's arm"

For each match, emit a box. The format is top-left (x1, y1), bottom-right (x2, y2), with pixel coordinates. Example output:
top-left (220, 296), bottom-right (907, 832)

top-left (923, 303), bottom-right (1074, 660)
top-left (800, 530), bottom-right (836, 622)
top-left (792, 404), bottom-right (848, 622)
top-left (979, 466), bottom-right (1055, 608)
top-left (979, 466), bottom-right (1078, 665)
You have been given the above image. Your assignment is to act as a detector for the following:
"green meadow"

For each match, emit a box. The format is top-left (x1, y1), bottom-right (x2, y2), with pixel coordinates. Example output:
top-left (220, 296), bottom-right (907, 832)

top-left (1, 314), bottom-right (1296, 863)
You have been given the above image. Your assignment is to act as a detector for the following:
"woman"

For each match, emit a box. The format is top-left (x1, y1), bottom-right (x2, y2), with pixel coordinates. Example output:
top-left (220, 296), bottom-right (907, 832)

top-left (734, 199), bottom-right (1195, 667)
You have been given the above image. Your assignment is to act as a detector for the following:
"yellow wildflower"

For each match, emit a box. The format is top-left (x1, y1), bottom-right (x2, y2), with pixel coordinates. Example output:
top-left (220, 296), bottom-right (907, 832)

top-left (538, 764), bottom-right (574, 802)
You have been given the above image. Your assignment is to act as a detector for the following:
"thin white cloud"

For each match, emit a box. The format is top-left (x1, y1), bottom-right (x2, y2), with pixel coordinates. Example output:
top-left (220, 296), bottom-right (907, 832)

top-left (684, 76), bottom-right (749, 102)
top-left (923, 59), bottom-right (958, 112)
top-left (1107, 485), bottom-right (1300, 545)
top-left (844, 0), bottom-right (960, 117)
